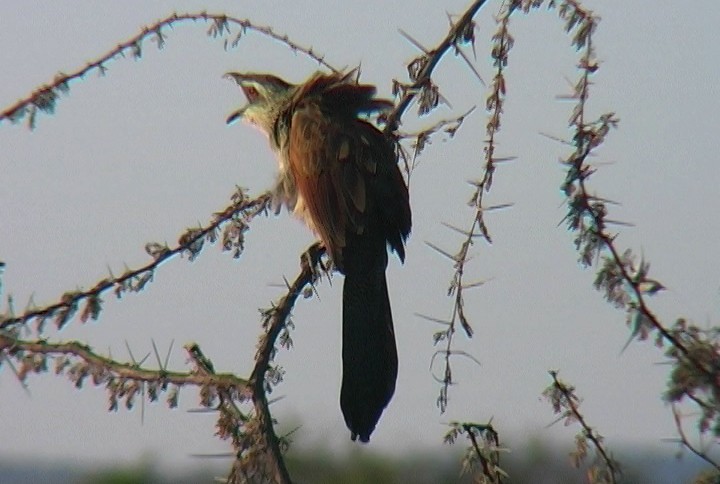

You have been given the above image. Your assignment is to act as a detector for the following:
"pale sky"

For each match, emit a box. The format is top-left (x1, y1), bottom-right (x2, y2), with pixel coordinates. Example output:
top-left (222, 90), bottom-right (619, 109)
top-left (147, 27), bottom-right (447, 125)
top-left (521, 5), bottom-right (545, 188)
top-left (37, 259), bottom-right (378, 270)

top-left (2, 0), bottom-right (720, 478)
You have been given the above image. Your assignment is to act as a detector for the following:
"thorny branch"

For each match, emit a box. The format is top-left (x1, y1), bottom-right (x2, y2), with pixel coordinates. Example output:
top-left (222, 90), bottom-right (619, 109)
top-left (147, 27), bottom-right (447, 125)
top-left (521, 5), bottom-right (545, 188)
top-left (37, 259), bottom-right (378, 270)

top-left (427, 0), bottom-right (514, 414)
top-left (541, 0), bottom-right (720, 475)
top-left (428, 0), bottom-right (608, 416)
top-left (0, 12), bottom-right (339, 128)
top-left (428, 0), bottom-right (614, 419)
top-left (0, 189), bottom-right (272, 332)
top-left (425, 4), bottom-right (720, 481)
top-left (545, 371), bottom-right (620, 484)
top-left (185, 343), bottom-right (250, 426)
top-left (0, 241), bottom-right (323, 484)
top-left (384, 0), bottom-right (490, 134)
top-left (670, 404), bottom-right (720, 475)
top-left (444, 421), bottom-right (506, 483)
top-left (231, 243), bottom-right (325, 484)
top-left (0, 335), bottom-right (250, 410)
top-left (398, 106), bottom-right (476, 175)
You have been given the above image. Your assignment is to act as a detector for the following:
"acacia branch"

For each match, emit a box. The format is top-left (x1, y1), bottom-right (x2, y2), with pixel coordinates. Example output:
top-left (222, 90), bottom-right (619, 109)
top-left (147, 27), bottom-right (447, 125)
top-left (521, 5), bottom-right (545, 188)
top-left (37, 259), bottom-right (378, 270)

top-left (428, 0), bottom-right (513, 413)
top-left (578, 177), bottom-right (713, 374)
top-left (244, 243), bottom-right (325, 484)
top-left (552, 0), bottom-right (720, 409)
top-left (0, 240), bottom-right (326, 484)
top-left (1, 12), bottom-right (338, 127)
top-left (399, 107), bottom-right (476, 174)
top-left (0, 335), bottom-right (249, 390)
top-left (0, 190), bottom-right (272, 332)
top-left (671, 404), bottom-right (720, 472)
top-left (546, 371), bottom-right (620, 483)
top-left (444, 421), bottom-right (505, 482)
top-left (501, 0), bottom-right (720, 476)
top-left (384, 0), bottom-right (489, 134)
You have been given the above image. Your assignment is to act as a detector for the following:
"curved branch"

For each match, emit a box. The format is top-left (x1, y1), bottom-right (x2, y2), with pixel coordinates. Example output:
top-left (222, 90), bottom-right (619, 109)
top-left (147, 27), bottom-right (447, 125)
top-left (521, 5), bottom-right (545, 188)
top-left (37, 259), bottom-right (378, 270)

top-left (671, 403), bottom-right (720, 472)
top-left (1, 13), bottom-right (338, 126)
top-left (547, 371), bottom-right (621, 483)
top-left (248, 243), bottom-right (325, 484)
top-left (0, 335), bottom-right (249, 392)
top-left (427, 0), bottom-right (511, 412)
top-left (0, 190), bottom-right (272, 331)
top-left (553, 0), bottom-right (718, 395)
top-left (384, 0), bottom-right (489, 133)
top-left (444, 421), bottom-right (505, 482)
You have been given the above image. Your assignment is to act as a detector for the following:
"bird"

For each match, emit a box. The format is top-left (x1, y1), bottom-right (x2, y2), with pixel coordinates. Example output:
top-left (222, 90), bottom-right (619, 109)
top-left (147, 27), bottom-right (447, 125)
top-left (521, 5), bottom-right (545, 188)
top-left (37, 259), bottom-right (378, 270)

top-left (225, 70), bottom-right (411, 442)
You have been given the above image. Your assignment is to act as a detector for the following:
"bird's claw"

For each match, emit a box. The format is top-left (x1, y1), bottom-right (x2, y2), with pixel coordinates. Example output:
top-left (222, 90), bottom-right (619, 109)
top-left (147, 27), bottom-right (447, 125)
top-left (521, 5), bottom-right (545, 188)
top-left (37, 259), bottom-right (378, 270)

top-left (300, 241), bottom-right (327, 279)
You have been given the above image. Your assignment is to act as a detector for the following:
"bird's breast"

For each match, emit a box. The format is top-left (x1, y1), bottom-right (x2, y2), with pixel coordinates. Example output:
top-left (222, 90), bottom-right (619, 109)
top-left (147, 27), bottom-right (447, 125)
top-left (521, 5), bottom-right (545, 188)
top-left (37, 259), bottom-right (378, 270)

top-left (273, 150), bottom-right (317, 233)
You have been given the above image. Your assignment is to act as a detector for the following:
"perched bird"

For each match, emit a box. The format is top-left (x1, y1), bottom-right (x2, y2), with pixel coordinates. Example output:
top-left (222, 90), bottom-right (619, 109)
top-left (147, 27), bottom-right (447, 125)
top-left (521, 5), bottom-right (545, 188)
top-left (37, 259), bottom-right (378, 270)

top-left (226, 70), bottom-right (411, 442)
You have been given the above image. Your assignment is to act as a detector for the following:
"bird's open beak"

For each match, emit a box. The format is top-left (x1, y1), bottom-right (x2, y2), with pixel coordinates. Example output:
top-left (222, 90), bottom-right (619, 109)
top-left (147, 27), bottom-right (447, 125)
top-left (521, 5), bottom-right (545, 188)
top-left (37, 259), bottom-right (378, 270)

top-left (225, 72), bottom-right (249, 125)
top-left (224, 72), bottom-right (247, 84)
top-left (226, 107), bottom-right (245, 125)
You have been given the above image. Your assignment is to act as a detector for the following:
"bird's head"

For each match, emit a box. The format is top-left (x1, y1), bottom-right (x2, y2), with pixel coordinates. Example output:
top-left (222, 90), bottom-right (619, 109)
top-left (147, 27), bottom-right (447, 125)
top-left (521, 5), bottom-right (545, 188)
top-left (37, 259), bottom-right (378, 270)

top-left (225, 72), bottom-right (294, 135)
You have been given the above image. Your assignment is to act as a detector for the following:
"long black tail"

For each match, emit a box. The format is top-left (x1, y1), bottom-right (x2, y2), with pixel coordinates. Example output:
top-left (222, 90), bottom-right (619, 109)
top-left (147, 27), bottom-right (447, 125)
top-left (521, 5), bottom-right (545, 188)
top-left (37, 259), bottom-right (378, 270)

top-left (340, 244), bottom-right (398, 442)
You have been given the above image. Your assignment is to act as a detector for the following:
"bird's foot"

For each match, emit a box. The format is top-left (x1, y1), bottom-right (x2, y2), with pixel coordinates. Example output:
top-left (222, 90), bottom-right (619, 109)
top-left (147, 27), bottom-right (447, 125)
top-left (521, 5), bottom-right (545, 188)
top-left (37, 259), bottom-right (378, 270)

top-left (300, 241), bottom-right (328, 279)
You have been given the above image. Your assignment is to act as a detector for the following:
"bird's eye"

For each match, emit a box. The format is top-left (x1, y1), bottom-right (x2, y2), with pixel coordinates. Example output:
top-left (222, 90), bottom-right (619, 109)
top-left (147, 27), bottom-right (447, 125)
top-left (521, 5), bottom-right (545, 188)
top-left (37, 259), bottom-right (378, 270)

top-left (242, 85), bottom-right (260, 103)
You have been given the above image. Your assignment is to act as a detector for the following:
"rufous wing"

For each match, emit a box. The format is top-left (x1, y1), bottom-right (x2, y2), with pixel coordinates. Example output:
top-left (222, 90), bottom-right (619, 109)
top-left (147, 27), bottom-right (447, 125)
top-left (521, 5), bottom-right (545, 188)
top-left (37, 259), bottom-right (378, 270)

top-left (287, 101), bottom-right (368, 271)
top-left (286, 72), bottom-right (410, 272)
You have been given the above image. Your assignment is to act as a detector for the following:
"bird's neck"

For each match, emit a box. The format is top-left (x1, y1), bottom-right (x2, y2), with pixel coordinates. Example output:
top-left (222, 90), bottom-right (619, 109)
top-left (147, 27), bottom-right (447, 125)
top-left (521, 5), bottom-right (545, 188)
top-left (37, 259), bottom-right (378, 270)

top-left (269, 108), bottom-right (291, 154)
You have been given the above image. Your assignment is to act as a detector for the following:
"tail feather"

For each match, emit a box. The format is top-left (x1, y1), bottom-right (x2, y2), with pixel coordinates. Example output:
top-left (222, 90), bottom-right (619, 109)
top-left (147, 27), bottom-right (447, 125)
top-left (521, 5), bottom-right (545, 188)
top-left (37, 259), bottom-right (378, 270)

top-left (340, 256), bottom-right (398, 442)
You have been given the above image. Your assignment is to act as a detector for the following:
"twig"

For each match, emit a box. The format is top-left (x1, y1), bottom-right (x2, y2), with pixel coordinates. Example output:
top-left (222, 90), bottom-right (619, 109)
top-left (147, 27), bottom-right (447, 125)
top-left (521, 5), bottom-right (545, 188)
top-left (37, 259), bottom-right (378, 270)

top-left (444, 420), bottom-right (505, 483)
top-left (1, 13), bottom-right (338, 127)
top-left (0, 335), bottom-right (249, 398)
top-left (430, 0), bottom-right (514, 413)
top-left (552, 0), bottom-right (720, 415)
top-left (247, 243), bottom-right (325, 484)
top-left (0, 190), bottom-right (272, 332)
top-left (384, 0), bottom-right (489, 133)
top-left (546, 371), bottom-right (620, 483)
top-left (671, 403), bottom-right (720, 472)
top-left (398, 106), bottom-right (476, 174)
